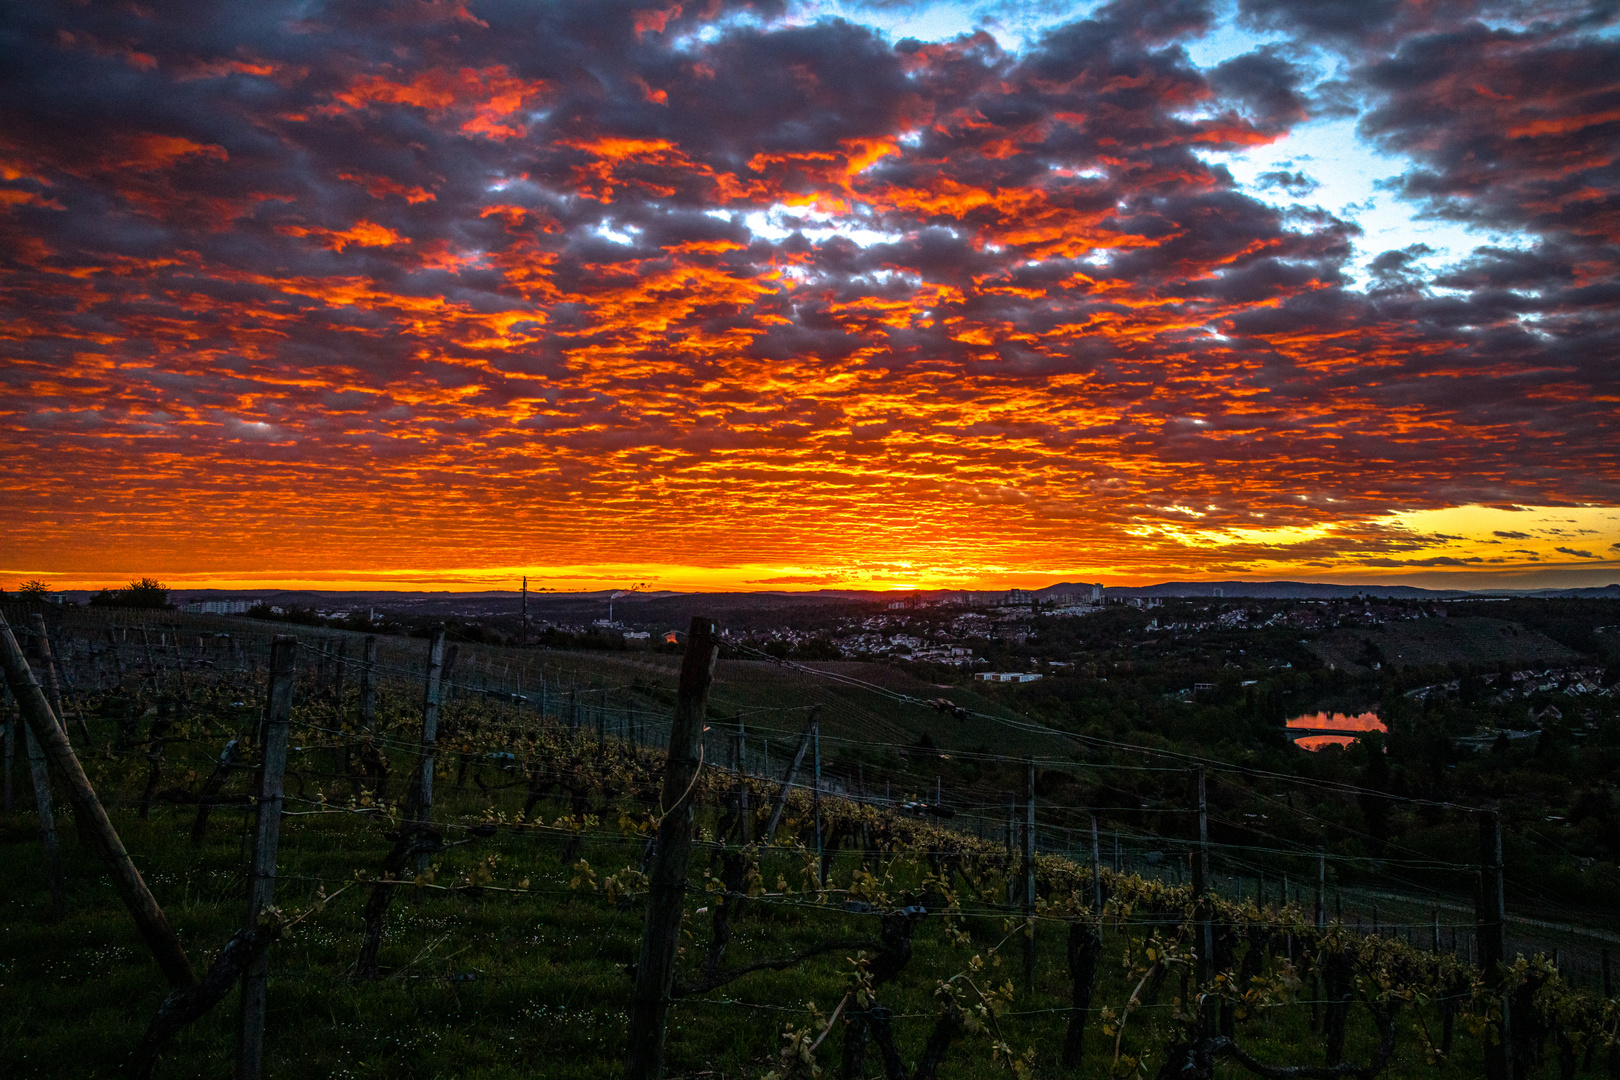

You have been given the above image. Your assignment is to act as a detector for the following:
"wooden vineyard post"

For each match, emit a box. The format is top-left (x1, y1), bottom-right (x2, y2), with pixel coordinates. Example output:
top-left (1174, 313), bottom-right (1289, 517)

top-left (1091, 814), bottom-right (1102, 915)
top-left (105, 625), bottom-right (124, 684)
top-left (413, 628), bottom-right (447, 870)
top-left (1023, 762), bottom-right (1036, 988)
top-left (812, 712), bottom-right (823, 881)
top-left (237, 636), bottom-right (296, 1080)
top-left (334, 640), bottom-right (347, 702)
top-left (763, 708), bottom-right (817, 843)
top-left (1478, 811), bottom-right (1512, 1080)
top-left (1316, 854), bottom-right (1326, 928)
top-left (0, 614), bottom-right (197, 987)
top-left (4, 680), bottom-right (13, 813)
top-left (1006, 797), bottom-right (1017, 908)
top-left (25, 713), bottom-right (65, 914)
top-left (626, 616), bottom-right (719, 1080)
top-left (19, 621), bottom-right (67, 916)
top-left (442, 643), bottom-right (459, 705)
top-left (735, 713), bottom-right (751, 843)
top-left (360, 635), bottom-right (377, 730)
top-left (1194, 768), bottom-right (1213, 987)
top-left (29, 614), bottom-right (86, 744)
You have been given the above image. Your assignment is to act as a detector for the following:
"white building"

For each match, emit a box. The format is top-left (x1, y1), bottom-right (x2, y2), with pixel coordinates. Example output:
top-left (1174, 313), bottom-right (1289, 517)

top-left (185, 599), bottom-right (252, 614)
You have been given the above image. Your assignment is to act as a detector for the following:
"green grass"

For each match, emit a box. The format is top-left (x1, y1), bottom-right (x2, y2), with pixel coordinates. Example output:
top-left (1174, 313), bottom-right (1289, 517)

top-left (0, 620), bottom-right (1528, 1078)
top-left (0, 757), bottom-right (1495, 1080)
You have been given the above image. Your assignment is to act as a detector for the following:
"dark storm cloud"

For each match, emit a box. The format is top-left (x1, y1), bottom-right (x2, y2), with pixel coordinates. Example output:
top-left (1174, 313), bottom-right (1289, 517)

top-left (1208, 47), bottom-right (1309, 132)
top-left (1255, 169), bottom-right (1318, 195)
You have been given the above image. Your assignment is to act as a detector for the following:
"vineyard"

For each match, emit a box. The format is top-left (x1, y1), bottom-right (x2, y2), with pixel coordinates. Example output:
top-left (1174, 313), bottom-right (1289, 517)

top-left (1, 608), bottom-right (1617, 1080)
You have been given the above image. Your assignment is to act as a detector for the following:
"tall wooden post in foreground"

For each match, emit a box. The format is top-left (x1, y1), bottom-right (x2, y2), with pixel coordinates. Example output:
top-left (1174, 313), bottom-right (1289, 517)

top-left (415, 629), bottom-right (447, 817)
top-left (626, 617), bottom-right (719, 1080)
top-left (238, 636), bottom-right (296, 1080)
top-left (0, 614), bottom-right (197, 987)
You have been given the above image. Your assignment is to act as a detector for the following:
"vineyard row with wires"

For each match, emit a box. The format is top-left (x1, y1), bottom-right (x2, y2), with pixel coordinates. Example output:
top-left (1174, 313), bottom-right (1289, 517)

top-left (0, 609), bottom-right (1616, 1080)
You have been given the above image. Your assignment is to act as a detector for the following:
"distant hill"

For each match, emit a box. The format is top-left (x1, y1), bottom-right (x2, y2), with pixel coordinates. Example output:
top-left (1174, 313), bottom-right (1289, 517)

top-left (1038, 580), bottom-right (1620, 601)
top-left (42, 579), bottom-right (1619, 609)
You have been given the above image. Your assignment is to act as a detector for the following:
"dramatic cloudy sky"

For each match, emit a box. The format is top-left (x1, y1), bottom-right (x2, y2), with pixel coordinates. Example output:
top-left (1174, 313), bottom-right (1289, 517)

top-left (2, 0), bottom-right (1618, 592)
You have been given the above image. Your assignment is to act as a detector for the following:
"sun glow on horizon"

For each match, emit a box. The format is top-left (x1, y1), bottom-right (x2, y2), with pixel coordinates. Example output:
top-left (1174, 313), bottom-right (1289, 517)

top-left (6, 500), bottom-right (1616, 596)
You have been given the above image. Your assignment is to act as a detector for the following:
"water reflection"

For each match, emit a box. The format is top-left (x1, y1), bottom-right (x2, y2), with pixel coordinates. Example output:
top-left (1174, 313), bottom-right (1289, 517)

top-left (1286, 711), bottom-right (1385, 751)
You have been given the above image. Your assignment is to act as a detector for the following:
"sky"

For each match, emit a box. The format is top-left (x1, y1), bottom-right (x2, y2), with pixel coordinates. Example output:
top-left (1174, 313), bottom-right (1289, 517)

top-left (2, 0), bottom-right (1618, 594)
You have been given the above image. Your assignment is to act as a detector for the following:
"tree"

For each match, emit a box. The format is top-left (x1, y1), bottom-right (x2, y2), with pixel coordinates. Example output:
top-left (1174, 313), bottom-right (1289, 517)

top-left (89, 578), bottom-right (172, 609)
top-left (17, 580), bottom-right (53, 603)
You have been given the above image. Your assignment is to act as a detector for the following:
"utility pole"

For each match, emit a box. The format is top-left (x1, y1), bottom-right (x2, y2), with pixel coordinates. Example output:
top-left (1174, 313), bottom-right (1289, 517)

top-left (521, 576), bottom-right (528, 648)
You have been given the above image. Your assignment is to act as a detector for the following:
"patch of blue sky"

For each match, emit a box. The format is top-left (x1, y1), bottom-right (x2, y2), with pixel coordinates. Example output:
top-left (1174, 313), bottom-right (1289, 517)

top-left (791, 0), bottom-right (1104, 52)
top-left (1198, 116), bottom-right (1532, 285)
top-left (783, 0), bottom-right (1537, 286)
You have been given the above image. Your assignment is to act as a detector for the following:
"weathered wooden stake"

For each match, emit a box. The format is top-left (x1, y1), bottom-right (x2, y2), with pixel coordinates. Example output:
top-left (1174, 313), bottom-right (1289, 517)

top-left (237, 636), bottom-right (296, 1080)
top-left (1478, 810), bottom-right (1512, 1080)
top-left (3, 680), bottom-right (14, 814)
top-left (1316, 853), bottom-right (1326, 929)
top-left (763, 708), bottom-right (817, 843)
top-left (413, 628), bottom-right (447, 872)
top-left (812, 714), bottom-right (823, 880)
top-left (105, 624), bottom-right (124, 684)
top-left (735, 712), bottom-right (751, 843)
top-left (23, 714), bottom-right (66, 915)
top-left (1194, 767), bottom-right (1213, 987)
top-left (359, 635), bottom-right (377, 730)
top-left (29, 614), bottom-right (85, 744)
top-left (625, 616), bottom-right (719, 1080)
top-left (1023, 762), bottom-right (1036, 988)
top-left (1091, 813), bottom-right (1102, 915)
top-left (0, 615), bottom-right (196, 986)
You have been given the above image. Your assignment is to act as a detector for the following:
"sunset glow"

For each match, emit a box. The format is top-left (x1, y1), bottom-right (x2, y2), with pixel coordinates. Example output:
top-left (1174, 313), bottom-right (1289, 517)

top-left (3, 1), bottom-right (1618, 592)
top-left (1287, 711), bottom-right (1386, 752)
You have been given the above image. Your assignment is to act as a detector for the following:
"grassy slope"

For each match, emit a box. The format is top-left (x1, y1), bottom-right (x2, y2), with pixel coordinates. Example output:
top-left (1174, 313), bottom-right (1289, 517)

top-left (1305, 617), bottom-right (1581, 675)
